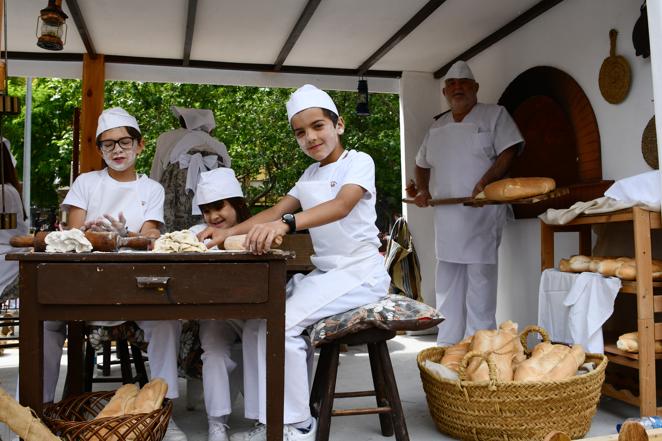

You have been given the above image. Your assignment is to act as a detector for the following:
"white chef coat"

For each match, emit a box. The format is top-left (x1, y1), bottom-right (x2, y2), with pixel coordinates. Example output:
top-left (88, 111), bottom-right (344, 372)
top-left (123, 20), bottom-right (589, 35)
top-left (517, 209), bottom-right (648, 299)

top-left (0, 184), bottom-right (28, 295)
top-left (416, 103), bottom-right (523, 264)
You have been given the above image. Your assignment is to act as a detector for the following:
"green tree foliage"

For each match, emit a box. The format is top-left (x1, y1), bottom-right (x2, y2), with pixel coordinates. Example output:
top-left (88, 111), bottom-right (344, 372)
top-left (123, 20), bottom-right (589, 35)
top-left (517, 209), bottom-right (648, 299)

top-left (2, 78), bottom-right (401, 231)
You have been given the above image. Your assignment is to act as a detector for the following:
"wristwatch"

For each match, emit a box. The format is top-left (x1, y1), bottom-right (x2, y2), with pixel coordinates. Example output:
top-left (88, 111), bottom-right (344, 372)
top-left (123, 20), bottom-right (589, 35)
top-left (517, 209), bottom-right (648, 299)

top-left (281, 213), bottom-right (296, 234)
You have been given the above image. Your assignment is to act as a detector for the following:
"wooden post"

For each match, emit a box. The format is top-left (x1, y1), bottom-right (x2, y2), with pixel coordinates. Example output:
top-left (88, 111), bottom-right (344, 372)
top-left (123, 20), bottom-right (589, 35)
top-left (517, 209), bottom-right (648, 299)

top-left (79, 53), bottom-right (104, 173)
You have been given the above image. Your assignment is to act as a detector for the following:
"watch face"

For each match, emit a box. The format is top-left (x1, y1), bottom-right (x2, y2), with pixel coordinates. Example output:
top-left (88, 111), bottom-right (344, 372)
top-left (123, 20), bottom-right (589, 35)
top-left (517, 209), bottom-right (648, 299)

top-left (283, 214), bottom-right (294, 222)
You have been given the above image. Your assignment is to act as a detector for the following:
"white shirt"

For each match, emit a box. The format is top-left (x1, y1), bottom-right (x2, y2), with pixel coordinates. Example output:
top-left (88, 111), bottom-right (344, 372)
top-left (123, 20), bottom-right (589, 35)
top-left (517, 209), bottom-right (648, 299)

top-left (62, 168), bottom-right (164, 232)
top-left (0, 184), bottom-right (28, 295)
top-left (288, 150), bottom-right (380, 249)
top-left (415, 103), bottom-right (523, 263)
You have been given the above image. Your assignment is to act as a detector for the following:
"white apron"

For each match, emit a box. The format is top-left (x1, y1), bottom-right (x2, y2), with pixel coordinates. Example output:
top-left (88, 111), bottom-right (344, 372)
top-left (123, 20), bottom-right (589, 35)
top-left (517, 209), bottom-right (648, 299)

top-left (427, 122), bottom-right (505, 264)
top-left (86, 171), bottom-right (146, 232)
top-left (285, 180), bottom-right (382, 330)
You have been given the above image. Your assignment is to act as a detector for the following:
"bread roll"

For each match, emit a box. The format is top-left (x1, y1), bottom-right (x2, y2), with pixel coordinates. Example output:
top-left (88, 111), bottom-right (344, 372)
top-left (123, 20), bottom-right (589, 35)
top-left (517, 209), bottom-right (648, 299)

top-left (514, 343), bottom-right (584, 382)
top-left (559, 258), bottom-right (571, 272)
top-left (483, 177), bottom-right (555, 201)
top-left (441, 336), bottom-right (472, 372)
top-left (128, 378), bottom-right (168, 414)
top-left (616, 331), bottom-right (662, 353)
top-left (223, 234), bottom-right (283, 251)
top-left (96, 384), bottom-right (139, 419)
top-left (568, 255), bottom-right (592, 272)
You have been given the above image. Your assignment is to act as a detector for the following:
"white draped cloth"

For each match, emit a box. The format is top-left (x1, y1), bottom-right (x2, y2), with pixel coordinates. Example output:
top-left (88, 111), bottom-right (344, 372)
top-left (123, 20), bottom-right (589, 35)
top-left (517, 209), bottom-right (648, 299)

top-left (538, 269), bottom-right (621, 353)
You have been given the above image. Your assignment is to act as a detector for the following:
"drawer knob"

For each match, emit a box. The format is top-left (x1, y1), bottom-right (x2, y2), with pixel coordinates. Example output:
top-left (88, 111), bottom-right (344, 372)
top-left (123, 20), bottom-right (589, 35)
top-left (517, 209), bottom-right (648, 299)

top-left (136, 276), bottom-right (170, 293)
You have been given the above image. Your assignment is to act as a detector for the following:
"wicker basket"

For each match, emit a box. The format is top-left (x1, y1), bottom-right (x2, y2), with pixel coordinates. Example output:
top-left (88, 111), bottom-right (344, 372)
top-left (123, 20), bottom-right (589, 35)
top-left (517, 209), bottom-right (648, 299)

top-left (417, 327), bottom-right (607, 441)
top-left (42, 391), bottom-right (172, 441)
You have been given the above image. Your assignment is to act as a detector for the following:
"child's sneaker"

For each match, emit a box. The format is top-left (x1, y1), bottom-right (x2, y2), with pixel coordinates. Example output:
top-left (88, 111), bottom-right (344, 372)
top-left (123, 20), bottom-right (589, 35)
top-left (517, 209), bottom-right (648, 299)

top-left (208, 419), bottom-right (230, 441)
top-left (229, 419), bottom-right (317, 441)
top-left (229, 423), bottom-right (265, 441)
top-left (164, 419), bottom-right (188, 441)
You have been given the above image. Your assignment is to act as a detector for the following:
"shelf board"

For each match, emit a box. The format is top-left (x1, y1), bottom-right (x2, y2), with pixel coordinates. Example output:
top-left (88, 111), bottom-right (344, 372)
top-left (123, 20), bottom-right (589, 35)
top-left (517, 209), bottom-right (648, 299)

top-left (620, 281), bottom-right (662, 294)
top-left (604, 343), bottom-right (662, 366)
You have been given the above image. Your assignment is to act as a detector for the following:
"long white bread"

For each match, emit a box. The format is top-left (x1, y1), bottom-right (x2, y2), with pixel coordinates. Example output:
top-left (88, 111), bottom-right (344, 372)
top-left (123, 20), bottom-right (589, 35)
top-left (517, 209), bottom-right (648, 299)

top-left (95, 383), bottom-right (139, 419)
top-left (441, 336), bottom-right (472, 372)
top-left (128, 378), bottom-right (168, 414)
top-left (0, 386), bottom-right (61, 441)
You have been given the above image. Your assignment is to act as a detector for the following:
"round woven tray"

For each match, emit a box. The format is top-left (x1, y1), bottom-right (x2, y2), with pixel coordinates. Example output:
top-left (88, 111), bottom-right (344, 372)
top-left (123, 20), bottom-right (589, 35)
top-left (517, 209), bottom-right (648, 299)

top-left (417, 327), bottom-right (607, 441)
top-left (599, 29), bottom-right (631, 104)
top-left (642, 116), bottom-right (658, 169)
top-left (42, 391), bottom-right (172, 441)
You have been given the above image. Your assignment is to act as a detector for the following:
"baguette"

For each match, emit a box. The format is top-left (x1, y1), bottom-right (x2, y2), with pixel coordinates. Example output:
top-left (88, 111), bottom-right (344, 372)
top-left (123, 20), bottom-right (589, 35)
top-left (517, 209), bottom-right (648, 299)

top-left (440, 336), bottom-right (472, 372)
top-left (546, 345), bottom-right (586, 381)
top-left (127, 378), bottom-right (168, 414)
top-left (513, 342), bottom-right (585, 382)
top-left (482, 177), bottom-right (555, 201)
top-left (596, 257), bottom-right (633, 277)
top-left (558, 258), bottom-right (571, 272)
top-left (96, 383), bottom-right (140, 419)
top-left (616, 331), bottom-right (662, 353)
top-left (467, 326), bottom-right (517, 382)
top-left (568, 255), bottom-right (592, 272)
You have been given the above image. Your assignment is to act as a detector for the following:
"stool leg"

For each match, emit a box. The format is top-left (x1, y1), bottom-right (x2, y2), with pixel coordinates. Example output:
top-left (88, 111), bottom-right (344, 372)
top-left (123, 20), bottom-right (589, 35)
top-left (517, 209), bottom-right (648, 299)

top-left (116, 340), bottom-right (134, 384)
top-left (84, 340), bottom-right (95, 392)
top-left (101, 340), bottom-right (112, 376)
top-left (368, 342), bottom-right (393, 436)
top-left (130, 344), bottom-right (149, 387)
top-left (310, 346), bottom-right (332, 417)
top-left (376, 341), bottom-right (409, 441)
top-left (316, 343), bottom-right (340, 441)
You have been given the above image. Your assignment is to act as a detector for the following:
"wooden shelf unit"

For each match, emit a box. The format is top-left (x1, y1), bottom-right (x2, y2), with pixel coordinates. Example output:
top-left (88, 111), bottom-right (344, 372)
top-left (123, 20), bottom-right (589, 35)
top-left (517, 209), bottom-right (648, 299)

top-left (540, 207), bottom-right (662, 417)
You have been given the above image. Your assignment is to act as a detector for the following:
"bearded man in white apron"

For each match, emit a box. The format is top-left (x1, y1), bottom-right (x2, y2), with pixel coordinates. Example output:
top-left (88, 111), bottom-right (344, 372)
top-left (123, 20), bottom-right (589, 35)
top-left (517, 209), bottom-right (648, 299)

top-left (412, 61), bottom-right (524, 346)
top-left (198, 85), bottom-right (390, 441)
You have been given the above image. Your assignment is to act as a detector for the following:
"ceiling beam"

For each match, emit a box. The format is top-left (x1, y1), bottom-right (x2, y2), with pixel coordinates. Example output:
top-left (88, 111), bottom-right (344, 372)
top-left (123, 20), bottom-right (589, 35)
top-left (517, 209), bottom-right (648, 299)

top-left (273, 0), bottom-right (321, 71)
top-left (64, 0), bottom-right (96, 58)
top-left (434, 0), bottom-right (564, 78)
top-left (5, 51), bottom-right (402, 78)
top-left (182, 0), bottom-right (198, 66)
top-left (356, 0), bottom-right (446, 76)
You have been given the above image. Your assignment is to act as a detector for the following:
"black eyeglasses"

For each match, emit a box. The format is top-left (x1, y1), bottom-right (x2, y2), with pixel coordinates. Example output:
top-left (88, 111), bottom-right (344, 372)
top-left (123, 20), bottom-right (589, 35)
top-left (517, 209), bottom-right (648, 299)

top-left (97, 137), bottom-right (136, 153)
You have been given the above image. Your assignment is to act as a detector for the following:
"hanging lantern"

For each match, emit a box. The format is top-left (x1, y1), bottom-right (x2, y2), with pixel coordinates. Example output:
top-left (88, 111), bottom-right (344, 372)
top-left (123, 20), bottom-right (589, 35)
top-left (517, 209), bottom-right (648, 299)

top-left (356, 78), bottom-right (370, 116)
top-left (36, 0), bottom-right (68, 51)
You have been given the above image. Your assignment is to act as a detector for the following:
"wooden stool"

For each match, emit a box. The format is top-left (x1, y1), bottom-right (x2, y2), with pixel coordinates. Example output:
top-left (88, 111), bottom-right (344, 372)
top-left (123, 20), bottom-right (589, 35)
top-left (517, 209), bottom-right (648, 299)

top-left (309, 327), bottom-right (409, 441)
top-left (83, 338), bottom-right (148, 391)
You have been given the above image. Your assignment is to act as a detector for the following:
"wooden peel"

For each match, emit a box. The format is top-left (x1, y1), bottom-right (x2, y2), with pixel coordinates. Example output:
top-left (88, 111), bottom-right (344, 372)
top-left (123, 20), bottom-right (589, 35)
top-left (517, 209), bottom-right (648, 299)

top-left (10, 231), bottom-right (153, 252)
top-left (223, 234), bottom-right (283, 251)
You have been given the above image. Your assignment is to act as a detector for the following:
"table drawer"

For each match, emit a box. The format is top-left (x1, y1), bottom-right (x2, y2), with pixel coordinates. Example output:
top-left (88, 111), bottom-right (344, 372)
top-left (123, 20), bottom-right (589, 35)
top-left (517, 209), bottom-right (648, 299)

top-left (36, 262), bottom-right (269, 305)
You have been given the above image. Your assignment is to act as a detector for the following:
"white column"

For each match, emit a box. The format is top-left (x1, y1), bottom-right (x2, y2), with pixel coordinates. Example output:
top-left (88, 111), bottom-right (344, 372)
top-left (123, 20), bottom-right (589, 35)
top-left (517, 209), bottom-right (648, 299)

top-left (22, 77), bottom-right (31, 227)
top-left (649, 2), bottom-right (662, 207)
top-left (398, 71), bottom-right (442, 306)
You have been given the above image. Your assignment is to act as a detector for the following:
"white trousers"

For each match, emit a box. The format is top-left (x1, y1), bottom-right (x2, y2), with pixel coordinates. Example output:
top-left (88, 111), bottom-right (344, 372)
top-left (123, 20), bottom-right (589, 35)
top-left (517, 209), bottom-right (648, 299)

top-left (435, 260), bottom-right (498, 346)
top-left (241, 276), bottom-right (389, 425)
top-left (135, 320), bottom-right (181, 399)
top-left (198, 319), bottom-right (242, 417)
top-left (42, 320), bottom-right (181, 402)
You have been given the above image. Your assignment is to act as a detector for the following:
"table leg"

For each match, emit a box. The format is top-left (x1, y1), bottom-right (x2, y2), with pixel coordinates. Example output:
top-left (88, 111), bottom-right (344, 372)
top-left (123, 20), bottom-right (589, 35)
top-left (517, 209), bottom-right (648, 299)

top-left (266, 315), bottom-right (285, 441)
top-left (19, 264), bottom-right (43, 415)
top-left (63, 321), bottom-right (85, 399)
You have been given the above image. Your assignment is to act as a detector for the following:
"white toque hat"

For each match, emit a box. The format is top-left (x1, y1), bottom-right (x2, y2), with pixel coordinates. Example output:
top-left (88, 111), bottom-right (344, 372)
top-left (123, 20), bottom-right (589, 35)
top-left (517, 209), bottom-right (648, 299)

top-left (444, 60), bottom-right (475, 81)
top-left (286, 84), bottom-right (338, 122)
top-left (96, 107), bottom-right (141, 137)
top-left (171, 106), bottom-right (216, 132)
top-left (195, 167), bottom-right (244, 206)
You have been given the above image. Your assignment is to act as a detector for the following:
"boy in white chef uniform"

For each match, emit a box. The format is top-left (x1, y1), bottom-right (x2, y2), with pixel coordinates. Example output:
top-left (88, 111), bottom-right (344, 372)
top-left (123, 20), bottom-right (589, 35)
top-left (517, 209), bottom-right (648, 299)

top-left (47, 108), bottom-right (187, 441)
top-left (198, 84), bottom-right (390, 441)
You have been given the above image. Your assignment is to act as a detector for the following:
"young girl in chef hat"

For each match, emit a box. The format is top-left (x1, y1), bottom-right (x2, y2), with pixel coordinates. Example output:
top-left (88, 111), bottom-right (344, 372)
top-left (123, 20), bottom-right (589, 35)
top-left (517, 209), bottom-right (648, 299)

top-left (45, 108), bottom-right (188, 441)
top-left (187, 167), bottom-right (250, 441)
top-left (199, 85), bottom-right (390, 441)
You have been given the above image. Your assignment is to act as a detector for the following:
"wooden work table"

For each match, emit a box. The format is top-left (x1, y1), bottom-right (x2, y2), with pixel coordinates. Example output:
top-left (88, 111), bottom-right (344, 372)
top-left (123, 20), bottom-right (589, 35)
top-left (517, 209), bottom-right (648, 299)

top-left (8, 250), bottom-right (291, 441)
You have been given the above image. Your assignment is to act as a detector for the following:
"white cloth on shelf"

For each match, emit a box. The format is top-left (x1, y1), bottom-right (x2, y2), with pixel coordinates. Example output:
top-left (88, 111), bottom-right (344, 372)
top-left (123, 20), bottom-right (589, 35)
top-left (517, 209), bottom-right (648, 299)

top-left (538, 269), bottom-right (620, 353)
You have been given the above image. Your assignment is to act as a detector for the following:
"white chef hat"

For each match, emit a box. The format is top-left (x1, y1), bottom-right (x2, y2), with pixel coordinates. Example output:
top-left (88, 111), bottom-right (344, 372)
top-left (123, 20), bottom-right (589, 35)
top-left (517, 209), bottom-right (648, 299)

top-left (171, 106), bottom-right (216, 132)
top-left (1, 138), bottom-right (16, 167)
top-left (286, 84), bottom-right (338, 122)
top-left (96, 107), bottom-right (141, 138)
top-left (444, 60), bottom-right (475, 82)
top-left (195, 167), bottom-right (244, 206)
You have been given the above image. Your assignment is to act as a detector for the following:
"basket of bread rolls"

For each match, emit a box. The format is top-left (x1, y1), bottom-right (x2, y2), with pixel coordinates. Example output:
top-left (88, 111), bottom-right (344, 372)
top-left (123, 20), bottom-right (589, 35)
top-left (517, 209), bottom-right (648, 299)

top-left (42, 378), bottom-right (171, 441)
top-left (417, 324), bottom-right (607, 441)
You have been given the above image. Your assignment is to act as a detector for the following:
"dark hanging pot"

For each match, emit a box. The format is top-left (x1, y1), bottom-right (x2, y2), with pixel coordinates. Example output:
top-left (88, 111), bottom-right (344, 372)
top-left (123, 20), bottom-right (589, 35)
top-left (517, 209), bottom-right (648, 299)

top-left (632, 2), bottom-right (650, 58)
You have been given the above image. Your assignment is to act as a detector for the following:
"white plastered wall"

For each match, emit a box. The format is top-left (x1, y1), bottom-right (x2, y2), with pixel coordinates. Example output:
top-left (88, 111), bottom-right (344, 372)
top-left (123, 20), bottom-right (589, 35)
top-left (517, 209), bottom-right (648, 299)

top-left (400, 0), bottom-right (654, 328)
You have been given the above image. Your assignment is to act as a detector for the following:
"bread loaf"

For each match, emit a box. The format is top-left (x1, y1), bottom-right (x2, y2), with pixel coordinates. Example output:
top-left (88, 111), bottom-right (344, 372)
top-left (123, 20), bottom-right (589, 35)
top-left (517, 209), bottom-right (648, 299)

top-left (513, 342), bottom-right (585, 382)
top-left (95, 384), bottom-right (139, 419)
top-left (466, 326), bottom-right (518, 382)
top-left (616, 331), bottom-right (662, 353)
top-left (611, 259), bottom-right (662, 280)
top-left (568, 255), bottom-right (592, 272)
top-left (483, 177), bottom-right (555, 201)
top-left (441, 336), bottom-right (472, 372)
top-left (546, 345), bottom-right (586, 381)
top-left (128, 378), bottom-right (168, 414)
top-left (558, 258), bottom-right (571, 272)
top-left (596, 257), bottom-right (633, 277)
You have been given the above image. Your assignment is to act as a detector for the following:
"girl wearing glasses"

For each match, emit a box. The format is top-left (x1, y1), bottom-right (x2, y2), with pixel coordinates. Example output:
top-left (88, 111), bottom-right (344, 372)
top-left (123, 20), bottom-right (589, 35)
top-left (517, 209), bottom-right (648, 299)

top-left (44, 108), bottom-right (188, 441)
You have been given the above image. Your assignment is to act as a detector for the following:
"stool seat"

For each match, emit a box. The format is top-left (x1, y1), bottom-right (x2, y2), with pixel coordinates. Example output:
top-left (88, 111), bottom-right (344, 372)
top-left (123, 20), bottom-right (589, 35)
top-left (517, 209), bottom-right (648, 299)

top-left (309, 327), bottom-right (409, 441)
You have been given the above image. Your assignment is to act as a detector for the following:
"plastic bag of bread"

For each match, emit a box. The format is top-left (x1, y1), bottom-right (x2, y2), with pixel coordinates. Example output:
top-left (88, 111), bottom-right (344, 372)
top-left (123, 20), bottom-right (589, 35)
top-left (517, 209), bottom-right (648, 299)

top-left (482, 177), bottom-right (555, 201)
top-left (616, 331), bottom-right (662, 353)
top-left (513, 342), bottom-right (585, 382)
top-left (440, 336), bottom-right (472, 372)
top-left (466, 321), bottom-right (522, 382)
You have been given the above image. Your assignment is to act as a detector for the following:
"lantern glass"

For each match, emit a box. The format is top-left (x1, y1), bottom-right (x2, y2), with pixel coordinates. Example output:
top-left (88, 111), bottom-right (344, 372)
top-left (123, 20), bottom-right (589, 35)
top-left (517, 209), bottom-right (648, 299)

top-left (40, 20), bottom-right (64, 38)
top-left (356, 79), bottom-right (370, 116)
